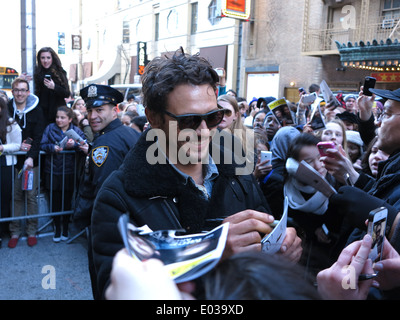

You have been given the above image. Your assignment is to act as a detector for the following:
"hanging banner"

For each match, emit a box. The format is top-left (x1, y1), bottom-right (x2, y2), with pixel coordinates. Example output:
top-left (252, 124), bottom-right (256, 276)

top-left (221, 0), bottom-right (251, 20)
top-left (58, 32), bottom-right (66, 54)
top-left (137, 42), bottom-right (148, 75)
top-left (72, 35), bottom-right (82, 50)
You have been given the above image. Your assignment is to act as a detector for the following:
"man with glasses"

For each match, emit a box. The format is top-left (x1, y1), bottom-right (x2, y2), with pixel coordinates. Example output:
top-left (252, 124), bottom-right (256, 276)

top-left (324, 87), bottom-right (400, 265)
top-left (7, 78), bottom-right (45, 248)
top-left (90, 48), bottom-right (302, 299)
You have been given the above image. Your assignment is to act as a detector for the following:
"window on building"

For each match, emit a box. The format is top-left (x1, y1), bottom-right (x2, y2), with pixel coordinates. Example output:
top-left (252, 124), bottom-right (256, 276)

top-left (382, 0), bottom-right (400, 20)
top-left (155, 13), bottom-right (160, 41)
top-left (123, 20), bottom-right (130, 44)
top-left (208, 0), bottom-right (221, 26)
top-left (191, 2), bottom-right (198, 34)
top-left (167, 9), bottom-right (178, 33)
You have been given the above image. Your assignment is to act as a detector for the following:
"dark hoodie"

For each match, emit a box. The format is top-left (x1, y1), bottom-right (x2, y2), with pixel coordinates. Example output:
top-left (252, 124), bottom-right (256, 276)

top-left (8, 94), bottom-right (46, 169)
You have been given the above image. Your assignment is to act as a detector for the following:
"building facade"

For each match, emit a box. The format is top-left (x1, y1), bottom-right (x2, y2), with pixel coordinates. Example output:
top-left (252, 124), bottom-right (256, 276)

top-left (65, 0), bottom-right (400, 102)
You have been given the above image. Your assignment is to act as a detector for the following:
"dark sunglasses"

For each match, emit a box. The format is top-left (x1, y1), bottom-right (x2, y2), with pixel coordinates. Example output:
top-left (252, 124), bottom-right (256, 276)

top-left (164, 108), bottom-right (225, 130)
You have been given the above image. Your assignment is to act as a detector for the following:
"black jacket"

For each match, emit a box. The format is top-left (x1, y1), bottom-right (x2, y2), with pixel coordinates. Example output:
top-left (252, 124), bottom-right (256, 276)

top-left (7, 95), bottom-right (45, 169)
top-left (34, 69), bottom-right (71, 125)
top-left (355, 149), bottom-right (400, 247)
top-left (91, 129), bottom-right (271, 299)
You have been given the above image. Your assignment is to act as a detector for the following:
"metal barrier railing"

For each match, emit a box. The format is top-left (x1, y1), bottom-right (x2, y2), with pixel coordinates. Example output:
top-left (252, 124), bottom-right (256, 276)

top-left (0, 150), bottom-right (81, 238)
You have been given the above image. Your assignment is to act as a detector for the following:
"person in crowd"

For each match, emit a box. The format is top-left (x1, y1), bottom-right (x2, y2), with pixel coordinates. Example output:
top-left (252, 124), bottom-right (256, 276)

top-left (346, 130), bottom-right (364, 172)
top-left (0, 90), bottom-right (9, 103)
top-left (130, 115), bottom-right (147, 133)
top-left (337, 111), bottom-right (359, 131)
top-left (252, 127), bottom-right (272, 182)
top-left (217, 94), bottom-right (237, 130)
top-left (252, 109), bottom-right (268, 129)
top-left (261, 126), bottom-right (301, 217)
top-left (218, 94), bottom-right (255, 170)
top-left (40, 106), bottom-right (87, 242)
top-left (263, 111), bottom-right (281, 148)
top-left (319, 118), bottom-right (348, 153)
top-left (72, 109), bottom-right (94, 143)
top-left (372, 100), bottom-right (384, 125)
top-left (121, 110), bottom-right (138, 127)
top-left (71, 97), bottom-right (87, 115)
top-left (243, 98), bottom-right (261, 128)
top-left (124, 103), bottom-right (138, 114)
top-left (34, 47), bottom-right (71, 125)
top-left (344, 94), bottom-right (358, 114)
top-left (7, 78), bottom-right (45, 248)
top-left (0, 98), bottom-right (22, 247)
top-left (284, 133), bottom-right (345, 276)
top-left (73, 84), bottom-right (140, 299)
top-left (324, 87), bottom-right (400, 258)
top-left (360, 136), bottom-right (389, 178)
top-left (90, 48), bottom-right (302, 299)
top-left (236, 97), bottom-right (249, 119)
top-left (106, 249), bottom-right (320, 300)
top-left (226, 89), bottom-right (237, 97)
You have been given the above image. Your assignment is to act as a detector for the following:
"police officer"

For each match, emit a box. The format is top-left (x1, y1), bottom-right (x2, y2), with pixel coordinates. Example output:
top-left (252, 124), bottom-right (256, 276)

top-left (74, 84), bottom-right (140, 227)
top-left (73, 84), bottom-right (140, 299)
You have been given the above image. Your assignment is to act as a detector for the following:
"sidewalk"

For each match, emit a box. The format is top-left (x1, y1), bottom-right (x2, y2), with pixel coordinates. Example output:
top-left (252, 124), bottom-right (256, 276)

top-left (0, 228), bottom-right (93, 300)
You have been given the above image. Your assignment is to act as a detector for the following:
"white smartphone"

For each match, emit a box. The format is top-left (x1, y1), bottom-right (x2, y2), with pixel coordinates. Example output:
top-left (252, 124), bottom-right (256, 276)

top-left (367, 207), bottom-right (387, 263)
top-left (261, 151), bottom-right (272, 163)
top-left (215, 69), bottom-right (224, 77)
top-left (302, 92), bottom-right (317, 104)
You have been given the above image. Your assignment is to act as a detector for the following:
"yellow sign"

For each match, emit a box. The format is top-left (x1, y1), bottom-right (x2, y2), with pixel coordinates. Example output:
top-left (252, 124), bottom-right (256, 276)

top-left (221, 0), bottom-right (251, 20)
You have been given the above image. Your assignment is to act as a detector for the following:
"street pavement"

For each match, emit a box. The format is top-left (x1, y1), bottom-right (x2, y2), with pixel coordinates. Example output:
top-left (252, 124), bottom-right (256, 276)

top-left (0, 222), bottom-right (93, 300)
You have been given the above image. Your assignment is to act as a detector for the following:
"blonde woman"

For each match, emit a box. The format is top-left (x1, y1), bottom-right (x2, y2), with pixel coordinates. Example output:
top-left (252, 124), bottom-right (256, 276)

top-left (217, 94), bottom-right (255, 172)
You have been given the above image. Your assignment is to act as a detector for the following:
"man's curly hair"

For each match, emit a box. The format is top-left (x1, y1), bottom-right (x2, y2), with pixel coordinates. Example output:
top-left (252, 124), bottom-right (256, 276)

top-left (141, 47), bottom-right (219, 114)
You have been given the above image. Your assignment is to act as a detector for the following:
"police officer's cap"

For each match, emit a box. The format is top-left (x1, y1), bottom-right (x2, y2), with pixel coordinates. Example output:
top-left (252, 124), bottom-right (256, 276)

top-left (80, 84), bottom-right (124, 109)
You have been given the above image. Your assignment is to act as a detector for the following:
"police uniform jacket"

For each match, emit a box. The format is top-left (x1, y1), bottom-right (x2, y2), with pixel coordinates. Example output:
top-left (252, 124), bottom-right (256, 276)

top-left (74, 118), bottom-right (140, 227)
top-left (91, 129), bottom-right (271, 299)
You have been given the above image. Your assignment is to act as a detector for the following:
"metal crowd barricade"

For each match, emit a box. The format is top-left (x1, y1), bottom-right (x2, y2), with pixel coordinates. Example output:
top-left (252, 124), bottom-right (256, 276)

top-left (0, 150), bottom-right (80, 240)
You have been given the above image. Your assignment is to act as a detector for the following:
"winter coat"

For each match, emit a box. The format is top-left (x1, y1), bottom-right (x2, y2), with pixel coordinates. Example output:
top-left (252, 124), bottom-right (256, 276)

top-left (91, 129), bottom-right (271, 299)
top-left (7, 94), bottom-right (45, 169)
top-left (40, 122), bottom-right (85, 175)
top-left (1, 120), bottom-right (22, 166)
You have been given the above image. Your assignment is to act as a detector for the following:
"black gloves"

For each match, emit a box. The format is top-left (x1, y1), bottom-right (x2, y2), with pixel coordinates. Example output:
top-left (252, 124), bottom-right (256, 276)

top-left (330, 186), bottom-right (398, 231)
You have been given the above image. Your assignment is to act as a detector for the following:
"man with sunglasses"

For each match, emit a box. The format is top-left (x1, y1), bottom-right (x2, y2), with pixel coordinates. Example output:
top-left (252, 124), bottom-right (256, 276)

top-left (73, 84), bottom-right (140, 299)
top-left (90, 49), bottom-right (302, 299)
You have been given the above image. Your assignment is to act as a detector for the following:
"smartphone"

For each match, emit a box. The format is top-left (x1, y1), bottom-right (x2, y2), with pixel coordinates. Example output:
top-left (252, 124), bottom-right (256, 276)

top-left (24, 137), bottom-right (33, 145)
top-left (363, 76), bottom-right (376, 96)
top-left (215, 69), bottom-right (224, 77)
top-left (45, 74), bottom-right (52, 81)
top-left (367, 207), bottom-right (387, 262)
top-left (317, 141), bottom-right (336, 157)
top-left (260, 151), bottom-right (272, 163)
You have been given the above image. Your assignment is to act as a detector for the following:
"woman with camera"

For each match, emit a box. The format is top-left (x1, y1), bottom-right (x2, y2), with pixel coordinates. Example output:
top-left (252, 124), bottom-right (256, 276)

top-left (34, 47), bottom-right (71, 125)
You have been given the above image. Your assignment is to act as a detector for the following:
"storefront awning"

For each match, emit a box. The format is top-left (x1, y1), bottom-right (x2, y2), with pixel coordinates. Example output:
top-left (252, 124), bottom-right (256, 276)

top-left (81, 45), bottom-right (121, 85)
top-left (335, 39), bottom-right (400, 72)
